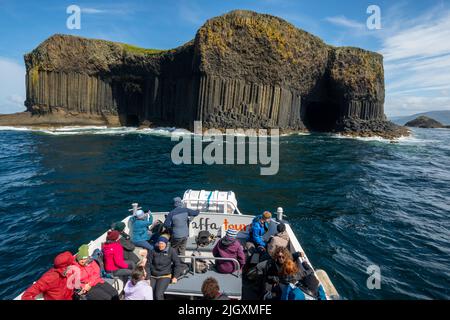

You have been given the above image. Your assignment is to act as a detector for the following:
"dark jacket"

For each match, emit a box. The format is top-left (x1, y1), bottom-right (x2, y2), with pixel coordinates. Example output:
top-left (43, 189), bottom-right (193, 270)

top-left (247, 215), bottom-right (269, 248)
top-left (212, 237), bottom-right (246, 274)
top-left (119, 232), bottom-right (140, 264)
top-left (164, 202), bottom-right (199, 240)
top-left (22, 251), bottom-right (74, 300)
top-left (146, 245), bottom-right (183, 278)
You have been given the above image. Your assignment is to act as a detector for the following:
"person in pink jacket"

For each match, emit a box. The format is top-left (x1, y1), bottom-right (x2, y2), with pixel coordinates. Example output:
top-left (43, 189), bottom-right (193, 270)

top-left (73, 244), bottom-right (119, 300)
top-left (213, 228), bottom-right (246, 274)
top-left (102, 230), bottom-right (136, 283)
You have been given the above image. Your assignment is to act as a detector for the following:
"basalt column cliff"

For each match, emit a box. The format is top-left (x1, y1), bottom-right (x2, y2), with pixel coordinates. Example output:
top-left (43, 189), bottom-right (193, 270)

top-left (2, 10), bottom-right (407, 137)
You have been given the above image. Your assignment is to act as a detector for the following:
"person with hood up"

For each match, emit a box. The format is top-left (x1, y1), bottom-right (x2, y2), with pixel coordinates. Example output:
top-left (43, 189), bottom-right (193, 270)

top-left (212, 228), bottom-right (246, 274)
top-left (246, 211), bottom-right (272, 254)
top-left (73, 244), bottom-right (119, 300)
top-left (111, 221), bottom-right (141, 265)
top-left (145, 236), bottom-right (183, 300)
top-left (130, 210), bottom-right (154, 252)
top-left (267, 223), bottom-right (290, 256)
top-left (102, 230), bottom-right (136, 283)
top-left (22, 251), bottom-right (74, 300)
top-left (124, 266), bottom-right (153, 300)
top-left (163, 197), bottom-right (199, 256)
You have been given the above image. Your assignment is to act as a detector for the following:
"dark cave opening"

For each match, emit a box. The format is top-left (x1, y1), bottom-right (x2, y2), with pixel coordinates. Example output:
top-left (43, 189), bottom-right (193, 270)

top-left (302, 101), bottom-right (340, 132)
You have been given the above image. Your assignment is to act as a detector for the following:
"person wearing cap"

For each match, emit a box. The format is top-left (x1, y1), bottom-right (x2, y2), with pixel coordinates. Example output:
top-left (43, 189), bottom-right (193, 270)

top-left (267, 223), bottom-right (290, 257)
top-left (102, 230), bottom-right (136, 283)
top-left (22, 251), bottom-right (74, 300)
top-left (144, 236), bottom-right (183, 300)
top-left (111, 221), bottom-right (140, 265)
top-left (246, 211), bottom-right (272, 253)
top-left (212, 228), bottom-right (246, 274)
top-left (163, 197), bottom-right (200, 257)
top-left (130, 209), bottom-right (154, 252)
top-left (72, 244), bottom-right (119, 300)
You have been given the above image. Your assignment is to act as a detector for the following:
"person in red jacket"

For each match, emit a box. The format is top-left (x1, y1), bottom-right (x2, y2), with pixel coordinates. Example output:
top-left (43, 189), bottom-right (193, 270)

top-left (212, 228), bottom-right (246, 274)
top-left (22, 251), bottom-right (74, 300)
top-left (73, 244), bottom-right (119, 300)
top-left (102, 230), bottom-right (136, 283)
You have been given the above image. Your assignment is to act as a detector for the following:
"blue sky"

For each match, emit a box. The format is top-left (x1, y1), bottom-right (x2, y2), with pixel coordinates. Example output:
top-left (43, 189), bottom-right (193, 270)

top-left (1, 0), bottom-right (449, 116)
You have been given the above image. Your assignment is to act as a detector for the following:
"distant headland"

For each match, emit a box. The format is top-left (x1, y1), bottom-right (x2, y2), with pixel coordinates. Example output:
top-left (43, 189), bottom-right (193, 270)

top-left (0, 10), bottom-right (408, 139)
top-left (405, 116), bottom-right (450, 129)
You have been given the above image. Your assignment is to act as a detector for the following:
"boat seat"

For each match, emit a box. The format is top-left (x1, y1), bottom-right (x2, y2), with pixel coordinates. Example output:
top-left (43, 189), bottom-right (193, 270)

top-left (166, 269), bottom-right (242, 299)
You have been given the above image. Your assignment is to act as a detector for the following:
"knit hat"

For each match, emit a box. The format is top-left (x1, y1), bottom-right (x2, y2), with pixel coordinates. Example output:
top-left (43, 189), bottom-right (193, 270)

top-left (107, 230), bottom-right (120, 241)
top-left (225, 228), bottom-right (238, 239)
top-left (262, 211), bottom-right (272, 219)
top-left (76, 244), bottom-right (89, 261)
top-left (112, 221), bottom-right (126, 232)
top-left (135, 210), bottom-right (146, 219)
top-left (157, 236), bottom-right (169, 244)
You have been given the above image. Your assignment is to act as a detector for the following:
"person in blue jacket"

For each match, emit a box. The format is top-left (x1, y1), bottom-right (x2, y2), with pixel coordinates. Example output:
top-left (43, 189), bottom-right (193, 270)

top-left (163, 197), bottom-right (200, 257)
top-left (246, 211), bottom-right (272, 254)
top-left (131, 209), bottom-right (154, 251)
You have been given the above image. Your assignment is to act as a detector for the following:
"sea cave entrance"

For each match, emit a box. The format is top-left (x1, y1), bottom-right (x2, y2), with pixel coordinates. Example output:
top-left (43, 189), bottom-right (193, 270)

top-left (302, 101), bottom-right (340, 132)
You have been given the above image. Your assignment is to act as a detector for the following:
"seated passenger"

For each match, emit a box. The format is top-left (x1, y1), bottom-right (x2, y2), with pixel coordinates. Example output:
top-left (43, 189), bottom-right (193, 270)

top-left (280, 260), bottom-right (305, 300)
top-left (124, 266), bottom-right (153, 300)
top-left (111, 221), bottom-right (141, 265)
top-left (130, 210), bottom-right (154, 251)
top-left (22, 251), bottom-right (74, 300)
top-left (73, 244), bottom-right (119, 300)
top-left (246, 211), bottom-right (272, 254)
top-left (201, 277), bottom-right (230, 300)
top-left (212, 228), bottom-right (245, 274)
top-left (267, 223), bottom-right (290, 256)
top-left (145, 236), bottom-right (183, 300)
top-left (102, 230), bottom-right (136, 283)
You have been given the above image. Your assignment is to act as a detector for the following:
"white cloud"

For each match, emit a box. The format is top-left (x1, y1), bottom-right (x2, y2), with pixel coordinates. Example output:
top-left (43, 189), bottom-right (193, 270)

top-left (381, 8), bottom-right (450, 116)
top-left (325, 16), bottom-right (366, 31)
top-left (81, 8), bottom-right (106, 14)
top-left (0, 57), bottom-right (26, 114)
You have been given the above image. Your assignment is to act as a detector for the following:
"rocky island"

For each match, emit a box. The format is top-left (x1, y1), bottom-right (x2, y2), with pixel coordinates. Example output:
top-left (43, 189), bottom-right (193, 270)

top-left (405, 116), bottom-right (450, 129)
top-left (0, 10), bottom-right (408, 138)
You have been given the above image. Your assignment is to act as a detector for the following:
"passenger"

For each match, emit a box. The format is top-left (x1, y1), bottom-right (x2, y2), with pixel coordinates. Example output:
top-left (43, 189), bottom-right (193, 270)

top-left (124, 266), bottom-right (153, 300)
top-left (280, 260), bottom-right (305, 300)
top-left (246, 211), bottom-right (272, 254)
top-left (102, 230), bottom-right (136, 283)
top-left (256, 247), bottom-right (299, 300)
top-left (163, 197), bottom-right (200, 257)
top-left (267, 223), bottom-right (290, 256)
top-left (201, 277), bottom-right (230, 300)
top-left (22, 251), bottom-right (74, 300)
top-left (111, 221), bottom-right (141, 265)
top-left (130, 210), bottom-right (154, 252)
top-left (73, 244), bottom-right (119, 300)
top-left (212, 228), bottom-right (246, 274)
top-left (145, 236), bottom-right (183, 300)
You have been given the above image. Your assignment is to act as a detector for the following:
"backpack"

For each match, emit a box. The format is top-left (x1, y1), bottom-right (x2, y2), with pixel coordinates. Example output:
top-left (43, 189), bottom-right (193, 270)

top-left (196, 231), bottom-right (214, 248)
top-left (191, 250), bottom-right (210, 273)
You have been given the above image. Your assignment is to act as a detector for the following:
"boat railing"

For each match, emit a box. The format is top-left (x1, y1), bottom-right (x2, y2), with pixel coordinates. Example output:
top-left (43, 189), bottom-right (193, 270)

top-left (182, 199), bottom-right (243, 215)
top-left (178, 256), bottom-right (242, 278)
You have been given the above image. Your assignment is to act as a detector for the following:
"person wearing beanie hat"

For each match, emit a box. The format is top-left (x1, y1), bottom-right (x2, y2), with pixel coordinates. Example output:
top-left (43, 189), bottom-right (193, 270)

top-left (111, 221), bottom-right (141, 265)
top-left (73, 244), bottom-right (119, 300)
top-left (76, 244), bottom-right (90, 261)
top-left (164, 196), bottom-right (200, 257)
top-left (102, 230), bottom-right (137, 284)
top-left (130, 209), bottom-right (154, 252)
top-left (245, 211), bottom-right (273, 254)
top-left (213, 228), bottom-right (246, 274)
top-left (267, 223), bottom-right (290, 256)
top-left (145, 233), bottom-right (184, 300)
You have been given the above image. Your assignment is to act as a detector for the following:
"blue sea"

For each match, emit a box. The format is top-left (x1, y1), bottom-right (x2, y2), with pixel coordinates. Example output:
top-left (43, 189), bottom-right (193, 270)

top-left (0, 126), bottom-right (449, 300)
